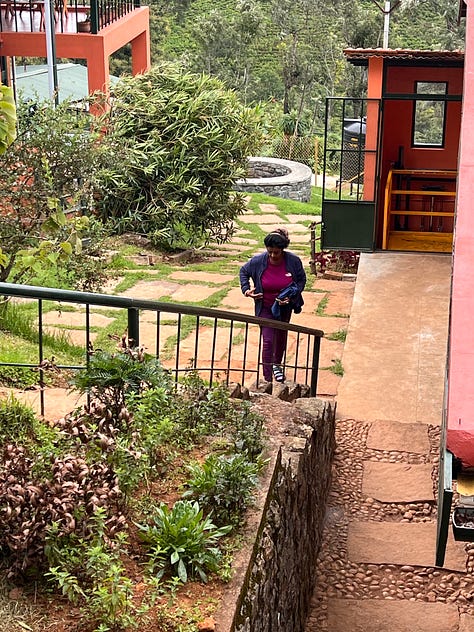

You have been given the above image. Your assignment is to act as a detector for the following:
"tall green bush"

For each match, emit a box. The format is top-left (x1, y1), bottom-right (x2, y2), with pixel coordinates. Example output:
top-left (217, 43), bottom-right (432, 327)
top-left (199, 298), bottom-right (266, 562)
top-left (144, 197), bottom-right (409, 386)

top-left (96, 62), bottom-right (265, 250)
top-left (0, 84), bottom-right (16, 155)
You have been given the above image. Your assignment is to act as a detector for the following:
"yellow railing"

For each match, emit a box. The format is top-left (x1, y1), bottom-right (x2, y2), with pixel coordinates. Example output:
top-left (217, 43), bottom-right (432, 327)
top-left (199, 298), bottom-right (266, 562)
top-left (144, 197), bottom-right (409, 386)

top-left (382, 169), bottom-right (394, 249)
top-left (382, 168), bottom-right (457, 250)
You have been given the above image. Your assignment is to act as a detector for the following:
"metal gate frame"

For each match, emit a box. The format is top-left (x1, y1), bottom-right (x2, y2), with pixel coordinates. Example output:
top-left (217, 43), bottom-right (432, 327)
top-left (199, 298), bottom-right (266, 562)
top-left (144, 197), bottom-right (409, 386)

top-left (321, 97), bottom-right (382, 252)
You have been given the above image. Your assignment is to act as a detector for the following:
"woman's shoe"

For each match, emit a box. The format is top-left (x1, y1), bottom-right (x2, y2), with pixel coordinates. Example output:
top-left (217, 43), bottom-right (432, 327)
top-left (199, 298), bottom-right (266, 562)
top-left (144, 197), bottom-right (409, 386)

top-left (272, 364), bottom-right (285, 383)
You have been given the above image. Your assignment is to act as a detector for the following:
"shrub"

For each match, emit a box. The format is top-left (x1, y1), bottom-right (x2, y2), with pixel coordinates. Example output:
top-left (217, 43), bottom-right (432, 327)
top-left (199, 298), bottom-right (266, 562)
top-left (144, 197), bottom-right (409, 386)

top-left (0, 394), bottom-right (36, 445)
top-left (61, 218), bottom-right (111, 292)
top-left (183, 453), bottom-right (262, 527)
top-left (227, 401), bottom-right (265, 461)
top-left (163, 373), bottom-right (266, 456)
top-left (70, 348), bottom-right (169, 416)
top-left (0, 444), bottom-right (125, 575)
top-left (136, 500), bottom-right (231, 583)
top-left (0, 98), bottom-right (102, 285)
top-left (126, 386), bottom-right (177, 461)
top-left (95, 62), bottom-right (264, 250)
top-left (45, 510), bottom-right (143, 630)
top-left (0, 364), bottom-right (38, 389)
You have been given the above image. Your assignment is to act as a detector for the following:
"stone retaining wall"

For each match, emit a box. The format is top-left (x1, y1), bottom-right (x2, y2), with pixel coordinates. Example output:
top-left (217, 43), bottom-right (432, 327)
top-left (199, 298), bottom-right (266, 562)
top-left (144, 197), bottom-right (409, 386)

top-left (234, 157), bottom-right (313, 203)
top-left (215, 397), bottom-right (336, 632)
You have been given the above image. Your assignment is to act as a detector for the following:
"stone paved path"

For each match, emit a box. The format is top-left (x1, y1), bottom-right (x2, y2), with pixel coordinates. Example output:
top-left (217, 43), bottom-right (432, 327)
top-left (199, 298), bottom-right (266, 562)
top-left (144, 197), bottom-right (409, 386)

top-left (305, 253), bottom-right (474, 632)
top-left (4, 201), bottom-right (356, 420)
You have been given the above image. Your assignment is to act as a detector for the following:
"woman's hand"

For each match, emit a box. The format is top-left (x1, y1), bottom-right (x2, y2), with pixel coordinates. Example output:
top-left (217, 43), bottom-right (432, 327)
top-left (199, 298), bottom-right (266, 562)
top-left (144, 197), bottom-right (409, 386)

top-left (245, 289), bottom-right (263, 299)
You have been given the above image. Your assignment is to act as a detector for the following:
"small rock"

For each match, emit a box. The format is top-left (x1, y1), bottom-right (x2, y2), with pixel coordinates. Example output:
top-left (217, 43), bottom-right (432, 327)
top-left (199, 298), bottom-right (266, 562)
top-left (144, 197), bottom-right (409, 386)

top-left (198, 617), bottom-right (215, 631)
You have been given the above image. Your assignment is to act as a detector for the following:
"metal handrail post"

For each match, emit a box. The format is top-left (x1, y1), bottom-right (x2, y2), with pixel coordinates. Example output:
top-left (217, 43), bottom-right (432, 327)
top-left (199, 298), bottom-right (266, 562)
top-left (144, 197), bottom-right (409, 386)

top-left (90, 0), bottom-right (99, 33)
top-left (310, 335), bottom-right (321, 397)
top-left (127, 307), bottom-right (140, 348)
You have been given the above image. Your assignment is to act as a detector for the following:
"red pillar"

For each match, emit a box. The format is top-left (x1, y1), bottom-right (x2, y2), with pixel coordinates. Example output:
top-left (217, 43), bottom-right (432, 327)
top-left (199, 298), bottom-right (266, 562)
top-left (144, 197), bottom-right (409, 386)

top-left (131, 28), bottom-right (150, 75)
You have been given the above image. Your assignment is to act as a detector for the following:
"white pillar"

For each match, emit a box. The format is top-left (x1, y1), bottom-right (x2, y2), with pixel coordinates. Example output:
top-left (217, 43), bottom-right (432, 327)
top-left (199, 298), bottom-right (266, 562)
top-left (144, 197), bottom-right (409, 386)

top-left (44, 0), bottom-right (59, 103)
top-left (383, 0), bottom-right (391, 48)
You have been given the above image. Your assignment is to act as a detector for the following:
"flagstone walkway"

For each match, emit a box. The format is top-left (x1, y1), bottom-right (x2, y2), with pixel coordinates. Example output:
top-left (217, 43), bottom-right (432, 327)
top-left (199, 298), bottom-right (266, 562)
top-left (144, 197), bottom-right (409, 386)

top-left (3, 200), bottom-right (355, 420)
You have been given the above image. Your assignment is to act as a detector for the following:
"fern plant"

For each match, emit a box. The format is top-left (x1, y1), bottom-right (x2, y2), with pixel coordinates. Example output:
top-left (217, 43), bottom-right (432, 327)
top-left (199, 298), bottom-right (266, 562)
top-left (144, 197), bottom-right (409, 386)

top-left (70, 349), bottom-right (170, 415)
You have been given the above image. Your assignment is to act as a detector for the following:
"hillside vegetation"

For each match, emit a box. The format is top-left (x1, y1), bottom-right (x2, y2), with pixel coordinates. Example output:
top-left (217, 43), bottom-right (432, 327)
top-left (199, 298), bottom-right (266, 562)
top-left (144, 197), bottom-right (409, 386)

top-left (115, 0), bottom-right (465, 135)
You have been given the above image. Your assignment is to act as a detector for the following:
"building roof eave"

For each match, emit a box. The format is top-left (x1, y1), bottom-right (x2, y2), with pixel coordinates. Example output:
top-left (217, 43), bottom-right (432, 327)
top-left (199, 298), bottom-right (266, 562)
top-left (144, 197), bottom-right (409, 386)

top-left (343, 48), bottom-right (465, 67)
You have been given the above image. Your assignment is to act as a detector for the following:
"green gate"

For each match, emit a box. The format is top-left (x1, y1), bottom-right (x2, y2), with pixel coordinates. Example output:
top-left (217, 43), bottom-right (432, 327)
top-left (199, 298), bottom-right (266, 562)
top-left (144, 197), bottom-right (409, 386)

top-left (321, 97), bottom-right (381, 251)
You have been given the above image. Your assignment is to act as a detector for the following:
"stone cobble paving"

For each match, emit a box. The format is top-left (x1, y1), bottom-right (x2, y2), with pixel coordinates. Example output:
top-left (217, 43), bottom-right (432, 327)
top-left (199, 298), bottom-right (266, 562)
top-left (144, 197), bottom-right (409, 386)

top-left (305, 416), bottom-right (474, 631)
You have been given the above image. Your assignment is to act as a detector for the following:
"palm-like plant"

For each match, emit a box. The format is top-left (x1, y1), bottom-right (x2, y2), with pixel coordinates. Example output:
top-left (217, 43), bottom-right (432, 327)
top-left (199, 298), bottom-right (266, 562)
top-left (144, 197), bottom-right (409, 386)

top-left (70, 349), bottom-right (170, 416)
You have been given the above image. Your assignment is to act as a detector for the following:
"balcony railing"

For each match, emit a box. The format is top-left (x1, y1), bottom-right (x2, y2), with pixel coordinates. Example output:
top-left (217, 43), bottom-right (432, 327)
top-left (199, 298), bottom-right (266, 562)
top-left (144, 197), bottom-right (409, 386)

top-left (0, 283), bottom-right (324, 418)
top-left (0, 0), bottom-right (139, 34)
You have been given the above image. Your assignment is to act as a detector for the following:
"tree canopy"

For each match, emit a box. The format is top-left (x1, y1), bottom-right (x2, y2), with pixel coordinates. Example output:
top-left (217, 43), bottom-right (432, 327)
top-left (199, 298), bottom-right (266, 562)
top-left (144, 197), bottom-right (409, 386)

top-left (96, 62), bottom-right (265, 249)
top-left (0, 100), bottom-right (100, 284)
top-left (140, 0), bottom-right (464, 134)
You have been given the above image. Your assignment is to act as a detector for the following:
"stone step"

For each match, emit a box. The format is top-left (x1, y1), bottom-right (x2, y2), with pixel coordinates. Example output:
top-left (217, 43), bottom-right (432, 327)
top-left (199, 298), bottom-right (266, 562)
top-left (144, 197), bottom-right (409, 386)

top-left (347, 521), bottom-right (466, 572)
top-left (326, 599), bottom-right (459, 632)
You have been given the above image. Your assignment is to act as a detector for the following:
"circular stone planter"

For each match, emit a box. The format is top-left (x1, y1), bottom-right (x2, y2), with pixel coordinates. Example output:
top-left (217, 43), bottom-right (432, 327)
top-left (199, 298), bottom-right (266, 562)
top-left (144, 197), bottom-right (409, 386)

top-left (234, 157), bottom-right (312, 203)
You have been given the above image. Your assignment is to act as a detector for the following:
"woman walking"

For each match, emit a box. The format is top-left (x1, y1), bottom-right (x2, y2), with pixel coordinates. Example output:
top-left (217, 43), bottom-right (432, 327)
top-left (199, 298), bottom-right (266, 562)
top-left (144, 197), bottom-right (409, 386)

top-left (239, 228), bottom-right (306, 383)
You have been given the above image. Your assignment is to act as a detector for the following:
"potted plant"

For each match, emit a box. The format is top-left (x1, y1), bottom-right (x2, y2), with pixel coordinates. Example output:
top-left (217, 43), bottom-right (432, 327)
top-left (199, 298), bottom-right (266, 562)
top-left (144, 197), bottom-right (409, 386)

top-left (77, 12), bottom-right (91, 32)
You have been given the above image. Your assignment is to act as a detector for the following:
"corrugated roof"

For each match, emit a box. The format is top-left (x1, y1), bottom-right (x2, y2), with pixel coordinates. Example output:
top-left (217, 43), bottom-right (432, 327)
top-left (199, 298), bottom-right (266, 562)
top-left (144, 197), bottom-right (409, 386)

top-left (343, 48), bottom-right (464, 67)
top-left (14, 63), bottom-right (119, 103)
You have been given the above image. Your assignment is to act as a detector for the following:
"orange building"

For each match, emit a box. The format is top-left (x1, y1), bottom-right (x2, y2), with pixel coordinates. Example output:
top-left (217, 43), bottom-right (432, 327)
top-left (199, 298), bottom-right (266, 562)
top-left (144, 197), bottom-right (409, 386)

top-left (0, 0), bottom-right (150, 102)
top-left (321, 49), bottom-right (463, 254)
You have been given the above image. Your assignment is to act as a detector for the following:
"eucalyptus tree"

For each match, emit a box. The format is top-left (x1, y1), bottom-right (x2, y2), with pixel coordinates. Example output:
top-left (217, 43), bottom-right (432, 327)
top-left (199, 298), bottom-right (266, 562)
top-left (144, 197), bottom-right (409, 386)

top-left (190, 0), bottom-right (265, 101)
top-left (268, 0), bottom-right (349, 136)
top-left (96, 62), bottom-right (264, 250)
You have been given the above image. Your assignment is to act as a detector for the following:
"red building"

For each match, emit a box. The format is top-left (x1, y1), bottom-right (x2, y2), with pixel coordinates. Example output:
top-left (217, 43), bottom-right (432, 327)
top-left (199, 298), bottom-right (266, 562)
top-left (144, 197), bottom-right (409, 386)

top-left (320, 0), bottom-right (474, 566)
top-left (0, 0), bottom-right (150, 102)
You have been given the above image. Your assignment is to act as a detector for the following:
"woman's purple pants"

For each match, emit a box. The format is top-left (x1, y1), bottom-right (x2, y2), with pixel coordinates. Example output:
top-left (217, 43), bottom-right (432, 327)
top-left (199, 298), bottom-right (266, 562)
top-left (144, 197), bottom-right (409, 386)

top-left (259, 306), bottom-right (290, 381)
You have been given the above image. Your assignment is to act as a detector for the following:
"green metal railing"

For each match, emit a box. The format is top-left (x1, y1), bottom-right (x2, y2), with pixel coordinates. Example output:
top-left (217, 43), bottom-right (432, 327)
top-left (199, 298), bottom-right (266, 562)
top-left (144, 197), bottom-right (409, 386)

top-left (0, 283), bottom-right (324, 417)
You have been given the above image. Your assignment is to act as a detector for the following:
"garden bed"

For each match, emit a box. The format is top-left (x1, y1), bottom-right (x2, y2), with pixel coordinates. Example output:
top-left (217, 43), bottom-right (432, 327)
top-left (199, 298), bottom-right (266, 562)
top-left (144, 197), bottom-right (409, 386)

top-left (0, 350), bottom-right (269, 632)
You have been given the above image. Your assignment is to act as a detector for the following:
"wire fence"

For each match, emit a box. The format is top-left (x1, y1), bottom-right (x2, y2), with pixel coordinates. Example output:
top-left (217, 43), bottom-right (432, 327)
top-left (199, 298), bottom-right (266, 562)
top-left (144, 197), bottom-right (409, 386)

top-left (261, 135), bottom-right (323, 175)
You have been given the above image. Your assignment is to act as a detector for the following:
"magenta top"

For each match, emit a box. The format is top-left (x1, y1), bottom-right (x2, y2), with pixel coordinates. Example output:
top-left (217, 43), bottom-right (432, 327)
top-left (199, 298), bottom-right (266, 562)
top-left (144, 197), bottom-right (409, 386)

top-left (261, 260), bottom-right (293, 308)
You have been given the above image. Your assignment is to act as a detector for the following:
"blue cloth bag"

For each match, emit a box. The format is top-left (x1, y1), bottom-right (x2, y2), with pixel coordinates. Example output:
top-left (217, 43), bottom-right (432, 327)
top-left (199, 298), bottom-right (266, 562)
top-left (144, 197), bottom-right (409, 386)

top-left (271, 282), bottom-right (302, 319)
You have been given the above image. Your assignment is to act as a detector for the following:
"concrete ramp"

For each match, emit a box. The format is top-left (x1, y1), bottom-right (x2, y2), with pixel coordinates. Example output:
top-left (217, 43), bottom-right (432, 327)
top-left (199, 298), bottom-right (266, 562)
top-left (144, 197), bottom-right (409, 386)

top-left (336, 252), bottom-right (451, 424)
